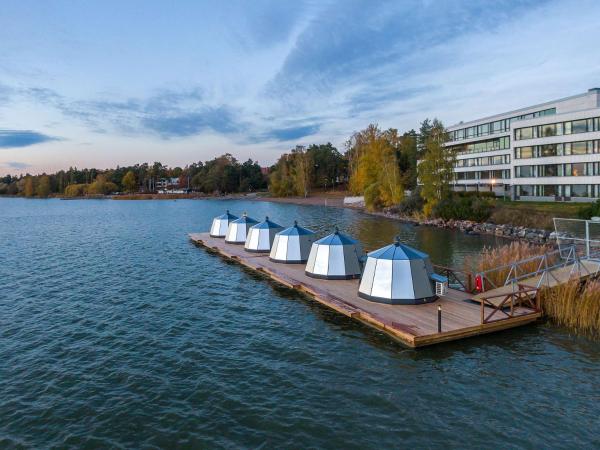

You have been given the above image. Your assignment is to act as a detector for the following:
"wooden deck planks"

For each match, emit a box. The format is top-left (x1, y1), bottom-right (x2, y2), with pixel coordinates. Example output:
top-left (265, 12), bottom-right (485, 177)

top-left (190, 233), bottom-right (541, 347)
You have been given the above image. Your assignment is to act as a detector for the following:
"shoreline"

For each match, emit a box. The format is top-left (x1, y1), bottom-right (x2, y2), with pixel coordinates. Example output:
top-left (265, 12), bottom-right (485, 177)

top-left (250, 193), bottom-right (552, 245)
top-left (1, 192), bottom-right (554, 244)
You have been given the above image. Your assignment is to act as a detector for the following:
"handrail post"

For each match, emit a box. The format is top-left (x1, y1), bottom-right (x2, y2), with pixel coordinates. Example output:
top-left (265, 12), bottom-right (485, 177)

top-left (480, 298), bottom-right (484, 324)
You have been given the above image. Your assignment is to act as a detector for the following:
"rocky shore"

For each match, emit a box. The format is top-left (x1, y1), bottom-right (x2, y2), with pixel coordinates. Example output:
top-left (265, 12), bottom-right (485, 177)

top-left (374, 207), bottom-right (553, 244)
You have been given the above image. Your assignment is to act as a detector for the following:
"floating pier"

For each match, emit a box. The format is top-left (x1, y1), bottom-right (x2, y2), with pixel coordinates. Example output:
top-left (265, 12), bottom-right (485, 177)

top-left (190, 233), bottom-right (543, 348)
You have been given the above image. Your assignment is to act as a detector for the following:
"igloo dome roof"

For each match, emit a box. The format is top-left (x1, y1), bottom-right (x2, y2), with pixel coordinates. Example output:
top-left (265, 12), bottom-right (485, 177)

top-left (269, 221), bottom-right (316, 263)
top-left (225, 213), bottom-right (258, 244)
top-left (210, 210), bottom-right (238, 237)
top-left (244, 216), bottom-right (284, 253)
top-left (305, 228), bottom-right (363, 280)
top-left (358, 239), bottom-right (438, 305)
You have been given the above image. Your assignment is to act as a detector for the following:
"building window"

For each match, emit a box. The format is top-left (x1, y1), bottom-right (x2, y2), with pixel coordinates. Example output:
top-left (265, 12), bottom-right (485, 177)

top-left (571, 185), bottom-right (588, 197)
top-left (519, 185), bottom-right (535, 196)
top-left (571, 141), bottom-right (588, 155)
top-left (516, 127), bottom-right (533, 140)
top-left (572, 119), bottom-right (588, 134)
top-left (542, 185), bottom-right (557, 197)
top-left (516, 166), bottom-right (533, 177)
top-left (540, 124), bottom-right (556, 137)
top-left (571, 163), bottom-right (585, 176)
top-left (540, 144), bottom-right (559, 157)
top-left (540, 165), bottom-right (559, 177)
top-left (514, 115), bottom-right (600, 140)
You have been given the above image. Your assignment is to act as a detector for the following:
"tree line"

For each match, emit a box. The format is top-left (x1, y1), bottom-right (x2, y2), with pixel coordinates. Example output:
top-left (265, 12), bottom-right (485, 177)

top-left (1, 118), bottom-right (463, 218)
top-left (0, 154), bottom-right (267, 197)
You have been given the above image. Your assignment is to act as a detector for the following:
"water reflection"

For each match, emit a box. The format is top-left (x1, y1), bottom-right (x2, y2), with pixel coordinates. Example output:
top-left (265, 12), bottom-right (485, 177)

top-left (216, 200), bottom-right (509, 270)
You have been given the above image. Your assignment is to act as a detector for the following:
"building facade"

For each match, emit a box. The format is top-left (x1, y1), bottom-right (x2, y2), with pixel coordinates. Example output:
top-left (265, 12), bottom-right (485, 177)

top-left (446, 88), bottom-right (600, 201)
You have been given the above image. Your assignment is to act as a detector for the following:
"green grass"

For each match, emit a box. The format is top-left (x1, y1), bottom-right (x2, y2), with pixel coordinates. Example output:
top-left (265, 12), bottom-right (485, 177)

top-left (489, 199), bottom-right (590, 230)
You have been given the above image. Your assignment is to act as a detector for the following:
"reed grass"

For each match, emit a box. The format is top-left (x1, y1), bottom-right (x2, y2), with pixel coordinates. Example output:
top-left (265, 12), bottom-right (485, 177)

top-left (465, 241), bottom-right (550, 288)
top-left (467, 241), bottom-right (600, 336)
top-left (539, 280), bottom-right (600, 337)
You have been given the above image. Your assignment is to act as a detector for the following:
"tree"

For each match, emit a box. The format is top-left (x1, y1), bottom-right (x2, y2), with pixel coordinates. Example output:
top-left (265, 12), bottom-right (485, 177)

top-left (398, 130), bottom-right (418, 189)
top-left (122, 171), bottom-right (137, 193)
top-left (88, 174), bottom-right (118, 195)
top-left (307, 143), bottom-right (346, 189)
top-left (36, 175), bottom-right (51, 197)
top-left (291, 146), bottom-right (312, 198)
top-left (23, 177), bottom-right (35, 197)
top-left (64, 184), bottom-right (87, 197)
top-left (269, 154), bottom-right (296, 197)
top-left (417, 120), bottom-right (454, 216)
top-left (346, 124), bottom-right (404, 210)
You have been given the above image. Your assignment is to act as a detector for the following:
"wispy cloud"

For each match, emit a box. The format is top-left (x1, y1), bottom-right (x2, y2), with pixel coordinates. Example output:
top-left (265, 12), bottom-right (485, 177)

top-left (0, 83), bottom-right (12, 102)
top-left (2, 0), bottom-right (600, 173)
top-left (0, 130), bottom-right (60, 148)
top-left (3, 161), bottom-right (30, 169)
top-left (263, 124), bottom-right (320, 141)
top-left (24, 86), bottom-right (247, 139)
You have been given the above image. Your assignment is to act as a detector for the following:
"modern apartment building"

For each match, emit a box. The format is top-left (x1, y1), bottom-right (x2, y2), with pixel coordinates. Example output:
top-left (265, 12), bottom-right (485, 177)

top-left (446, 88), bottom-right (600, 201)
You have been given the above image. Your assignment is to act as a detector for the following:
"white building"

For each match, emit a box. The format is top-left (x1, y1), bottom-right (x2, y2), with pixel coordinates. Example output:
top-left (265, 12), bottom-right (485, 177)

top-left (446, 88), bottom-right (600, 201)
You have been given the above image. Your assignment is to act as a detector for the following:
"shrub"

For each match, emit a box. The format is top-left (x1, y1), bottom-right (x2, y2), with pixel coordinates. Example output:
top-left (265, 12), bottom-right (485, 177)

top-left (577, 199), bottom-right (600, 220)
top-left (64, 183), bottom-right (87, 197)
top-left (395, 189), bottom-right (424, 215)
top-left (456, 190), bottom-right (496, 199)
top-left (87, 175), bottom-right (118, 195)
top-left (433, 195), bottom-right (494, 222)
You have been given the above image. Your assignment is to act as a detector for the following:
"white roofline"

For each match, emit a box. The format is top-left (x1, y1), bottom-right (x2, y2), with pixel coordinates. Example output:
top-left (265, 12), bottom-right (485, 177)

top-left (448, 89), bottom-right (600, 129)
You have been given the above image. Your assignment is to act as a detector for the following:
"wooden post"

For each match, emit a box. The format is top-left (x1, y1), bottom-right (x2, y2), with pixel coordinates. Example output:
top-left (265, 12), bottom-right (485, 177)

top-left (438, 305), bottom-right (442, 332)
top-left (467, 273), bottom-right (473, 293)
top-left (480, 299), bottom-right (484, 324)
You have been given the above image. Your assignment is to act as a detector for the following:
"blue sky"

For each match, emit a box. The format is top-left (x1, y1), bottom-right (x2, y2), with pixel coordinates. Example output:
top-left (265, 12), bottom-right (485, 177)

top-left (1, 0), bottom-right (600, 175)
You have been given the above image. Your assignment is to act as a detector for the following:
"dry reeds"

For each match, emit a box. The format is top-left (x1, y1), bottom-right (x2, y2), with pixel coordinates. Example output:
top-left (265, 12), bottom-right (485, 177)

top-left (465, 241), bottom-right (550, 288)
top-left (540, 279), bottom-right (600, 337)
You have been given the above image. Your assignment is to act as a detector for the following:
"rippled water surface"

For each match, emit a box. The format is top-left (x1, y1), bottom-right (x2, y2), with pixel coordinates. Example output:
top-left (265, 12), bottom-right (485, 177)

top-left (1, 198), bottom-right (599, 449)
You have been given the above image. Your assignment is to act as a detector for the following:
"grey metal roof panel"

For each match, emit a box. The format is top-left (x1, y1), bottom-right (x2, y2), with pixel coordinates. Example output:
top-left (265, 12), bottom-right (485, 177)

top-left (215, 210), bottom-right (238, 220)
top-left (231, 214), bottom-right (258, 224)
top-left (314, 230), bottom-right (358, 246)
top-left (368, 242), bottom-right (429, 260)
top-left (253, 216), bottom-right (283, 229)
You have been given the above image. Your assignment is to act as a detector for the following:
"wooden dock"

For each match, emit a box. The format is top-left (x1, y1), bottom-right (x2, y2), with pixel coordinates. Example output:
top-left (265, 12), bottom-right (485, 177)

top-left (190, 233), bottom-right (542, 348)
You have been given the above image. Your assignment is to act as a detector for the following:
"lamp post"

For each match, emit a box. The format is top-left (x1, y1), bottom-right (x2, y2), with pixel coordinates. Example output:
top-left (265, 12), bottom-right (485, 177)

top-left (491, 178), bottom-right (496, 197)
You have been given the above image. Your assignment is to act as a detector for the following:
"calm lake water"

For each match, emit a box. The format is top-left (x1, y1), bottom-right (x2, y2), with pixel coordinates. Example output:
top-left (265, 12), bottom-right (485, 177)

top-left (1, 197), bottom-right (599, 449)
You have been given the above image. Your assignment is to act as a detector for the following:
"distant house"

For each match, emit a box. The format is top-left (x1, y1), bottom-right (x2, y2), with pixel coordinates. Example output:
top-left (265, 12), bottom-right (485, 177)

top-left (156, 177), bottom-right (180, 190)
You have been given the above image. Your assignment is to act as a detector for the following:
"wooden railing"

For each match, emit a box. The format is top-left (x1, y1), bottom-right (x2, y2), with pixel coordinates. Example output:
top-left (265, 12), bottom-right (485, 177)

top-left (478, 284), bottom-right (540, 324)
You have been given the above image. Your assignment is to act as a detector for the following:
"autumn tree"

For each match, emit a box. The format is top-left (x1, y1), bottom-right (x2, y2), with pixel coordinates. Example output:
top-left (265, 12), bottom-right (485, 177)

top-left (291, 146), bottom-right (312, 198)
top-left (23, 177), bottom-right (35, 197)
top-left (122, 171), bottom-right (137, 193)
top-left (87, 174), bottom-right (118, 195)
top-left (269, 152), bottom-right (299, 197)
top-left (346, 124), bottom-right (404, 210)
top-left (36, 175), bottom-right (51, 197)
top-left (417, 119), bottom-right (454, 216)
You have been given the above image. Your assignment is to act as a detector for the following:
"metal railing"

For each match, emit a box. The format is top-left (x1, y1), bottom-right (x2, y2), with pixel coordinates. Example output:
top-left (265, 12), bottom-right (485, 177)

top-left (474, 245), bottom-right (600, 292)
top-left (433, 264), bottom-right (474, 293)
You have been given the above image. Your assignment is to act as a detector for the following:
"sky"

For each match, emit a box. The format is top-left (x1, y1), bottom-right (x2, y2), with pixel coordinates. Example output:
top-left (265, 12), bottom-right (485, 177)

top-left (1, 0), bottom-right (600, 176)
